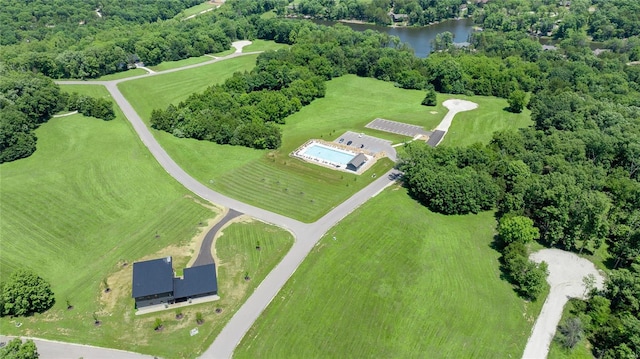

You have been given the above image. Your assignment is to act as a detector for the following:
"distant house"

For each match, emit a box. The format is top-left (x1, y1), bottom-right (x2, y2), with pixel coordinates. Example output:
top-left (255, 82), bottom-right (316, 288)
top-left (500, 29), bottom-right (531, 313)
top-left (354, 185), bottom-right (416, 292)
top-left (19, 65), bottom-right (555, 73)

top-left (542, 44), bottom-right (558, 51)
top-left (453, 41), bottom-right (471, 48)
top-left (132, 257), bottom-right (217, 309)
top-left (389, 12), bottom-right (408, 22)
top-left (347, 153), bottom-right (368, 171)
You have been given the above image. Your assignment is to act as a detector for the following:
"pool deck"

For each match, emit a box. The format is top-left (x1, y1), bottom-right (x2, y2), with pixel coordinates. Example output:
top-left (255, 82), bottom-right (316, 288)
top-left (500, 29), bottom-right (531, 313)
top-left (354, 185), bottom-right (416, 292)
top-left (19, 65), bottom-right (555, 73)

top-left (291, 140), bottom-right (376, 175)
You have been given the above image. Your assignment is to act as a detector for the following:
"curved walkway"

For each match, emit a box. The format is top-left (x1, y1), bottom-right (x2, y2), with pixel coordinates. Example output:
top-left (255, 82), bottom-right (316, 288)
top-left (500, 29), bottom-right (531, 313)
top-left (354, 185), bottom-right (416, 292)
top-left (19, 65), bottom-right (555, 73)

top-left (522, 249), bottom-right (604, 359)
top-left (192, 209), bottom-right (242, 267)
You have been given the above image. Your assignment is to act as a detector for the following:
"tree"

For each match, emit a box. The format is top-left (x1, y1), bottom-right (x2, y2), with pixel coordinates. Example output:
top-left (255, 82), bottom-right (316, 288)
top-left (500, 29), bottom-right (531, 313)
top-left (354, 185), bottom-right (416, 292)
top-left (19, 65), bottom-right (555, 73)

top-left (498, 215), bottom-right (540, 246)
top-left (421, 86), bottom-right (437, 106)
top-left (431, 31), bottom-right (454, 52)
top-left (556, 317), bottom-right (584, 349)
top-left (0, 338), bottom-right (39, 359)
top-left (507, 89), bottom-right (526, 113)
top-left (1, 269), bottom-right (55, 317)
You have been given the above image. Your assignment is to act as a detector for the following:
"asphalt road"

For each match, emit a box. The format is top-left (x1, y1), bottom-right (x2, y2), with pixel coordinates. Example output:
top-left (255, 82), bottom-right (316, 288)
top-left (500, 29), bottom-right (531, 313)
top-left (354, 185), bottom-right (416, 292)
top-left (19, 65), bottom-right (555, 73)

top-left (49, 45), bottom-right (401, 359)
top-left (0, 336), bottom-right (155, 359)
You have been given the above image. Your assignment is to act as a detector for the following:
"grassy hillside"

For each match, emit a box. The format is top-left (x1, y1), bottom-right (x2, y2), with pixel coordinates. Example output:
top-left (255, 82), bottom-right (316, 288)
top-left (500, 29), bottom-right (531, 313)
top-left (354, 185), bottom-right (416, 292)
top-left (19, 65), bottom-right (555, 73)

top-left (122, 71), bottom-right (531, 222)
top-left (0, 85), bottom-right (294, 358)
top-left (235, 187), bottom-right (544, 358)
top-left (118, 54), bottom-right (259, 121)
top-left (0, 85), bottom-right (212, 341)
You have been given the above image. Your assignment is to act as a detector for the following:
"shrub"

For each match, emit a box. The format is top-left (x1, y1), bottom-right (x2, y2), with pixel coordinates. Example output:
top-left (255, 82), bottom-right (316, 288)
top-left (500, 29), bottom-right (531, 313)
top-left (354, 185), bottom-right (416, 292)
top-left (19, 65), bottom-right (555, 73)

top-left (1, 269), bottom-right (55, 317)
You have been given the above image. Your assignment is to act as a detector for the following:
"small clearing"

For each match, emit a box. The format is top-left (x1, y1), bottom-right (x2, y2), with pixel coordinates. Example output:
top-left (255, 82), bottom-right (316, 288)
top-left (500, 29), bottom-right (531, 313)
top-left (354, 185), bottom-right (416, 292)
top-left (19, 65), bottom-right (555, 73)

top-left (522, 249), bottom-right (605, 359)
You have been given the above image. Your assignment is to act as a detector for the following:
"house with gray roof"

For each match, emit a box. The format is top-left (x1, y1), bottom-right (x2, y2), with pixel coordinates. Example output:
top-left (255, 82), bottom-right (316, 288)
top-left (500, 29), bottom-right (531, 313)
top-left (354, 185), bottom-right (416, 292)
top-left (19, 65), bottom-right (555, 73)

top-left (347, 153), bottom-right (368, 171)
top-left (132, 257), bottom-right (217, 309)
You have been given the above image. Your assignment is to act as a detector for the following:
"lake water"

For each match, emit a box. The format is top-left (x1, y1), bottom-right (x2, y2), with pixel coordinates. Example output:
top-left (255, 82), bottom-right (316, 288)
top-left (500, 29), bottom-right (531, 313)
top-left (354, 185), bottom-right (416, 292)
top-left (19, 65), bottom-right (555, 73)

top-left (312, 18), bottom-right (475, 58)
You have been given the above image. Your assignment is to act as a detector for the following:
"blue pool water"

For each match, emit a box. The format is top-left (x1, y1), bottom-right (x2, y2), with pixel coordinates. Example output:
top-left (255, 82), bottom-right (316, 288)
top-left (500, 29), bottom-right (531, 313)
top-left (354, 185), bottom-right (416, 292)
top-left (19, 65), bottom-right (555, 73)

top-left (301, 144), bottom-right (356, 165)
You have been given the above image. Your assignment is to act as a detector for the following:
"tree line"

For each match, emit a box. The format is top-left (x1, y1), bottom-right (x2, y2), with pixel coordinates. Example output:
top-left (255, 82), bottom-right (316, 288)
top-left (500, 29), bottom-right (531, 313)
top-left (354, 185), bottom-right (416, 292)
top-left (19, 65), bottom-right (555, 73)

top-left (0, 0), bottom-right (204, 46)
top-left (0, 70), bottom-right (115, 163)
top-left (289, 0), bottom-right (473, 26)
top-left (474, 0), bottom-right (640, 42)
top-left (401, 23), bottom-right (640, 356)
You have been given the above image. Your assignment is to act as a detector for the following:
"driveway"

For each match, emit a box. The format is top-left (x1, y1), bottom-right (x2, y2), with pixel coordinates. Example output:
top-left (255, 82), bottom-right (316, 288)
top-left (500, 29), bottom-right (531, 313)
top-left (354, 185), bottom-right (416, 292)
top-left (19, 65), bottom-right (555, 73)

top-left (49, 50), bottom-right (505, 359)
top-left (522, 249), bottom-right (604, 359)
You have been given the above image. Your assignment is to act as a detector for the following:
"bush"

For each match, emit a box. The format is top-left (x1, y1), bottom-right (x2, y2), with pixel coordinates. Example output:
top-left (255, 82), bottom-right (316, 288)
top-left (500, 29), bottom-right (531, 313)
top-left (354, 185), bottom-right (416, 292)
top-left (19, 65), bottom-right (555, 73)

top-left (507, 89), bottom-right (526, 113)
top-left (421, 87), bottom-right (437, 106)
top-left (0, 338), bottom-right (39, 359)
top-left (1, 269), bottom-right (55, 317)
top-left (153, 318), bottom-right (163, 330)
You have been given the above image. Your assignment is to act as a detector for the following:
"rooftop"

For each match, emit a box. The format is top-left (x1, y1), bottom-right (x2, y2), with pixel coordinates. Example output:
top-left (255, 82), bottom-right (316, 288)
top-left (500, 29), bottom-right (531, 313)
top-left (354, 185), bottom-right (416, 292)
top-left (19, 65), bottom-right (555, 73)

top-left (132, 257), bottom-right (174, 298)
top-left (173, 264), bottom-right (218, 299)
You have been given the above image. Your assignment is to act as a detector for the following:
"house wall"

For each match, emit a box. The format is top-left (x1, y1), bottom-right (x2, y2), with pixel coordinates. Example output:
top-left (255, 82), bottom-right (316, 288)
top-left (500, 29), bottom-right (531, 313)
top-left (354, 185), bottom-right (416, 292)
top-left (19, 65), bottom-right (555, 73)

top-left (135, 292), bottom-right (174, 308)
top-left (174, 291), bottom-right (217, 303)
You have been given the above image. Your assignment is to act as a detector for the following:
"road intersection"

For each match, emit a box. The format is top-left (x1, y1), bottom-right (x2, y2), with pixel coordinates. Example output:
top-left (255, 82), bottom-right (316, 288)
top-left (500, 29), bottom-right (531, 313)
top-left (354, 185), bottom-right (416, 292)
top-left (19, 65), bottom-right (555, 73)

top-left (37, 41), bottom-right (574, 359)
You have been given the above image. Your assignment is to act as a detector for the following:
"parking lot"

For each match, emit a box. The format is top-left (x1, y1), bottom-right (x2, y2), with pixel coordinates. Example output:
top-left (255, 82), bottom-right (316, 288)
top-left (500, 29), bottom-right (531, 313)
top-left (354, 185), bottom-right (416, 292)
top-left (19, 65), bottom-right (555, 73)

top-left (365, 118), bottom-right (431, 138)
top-left (334, 131), bottom-right (397, 161)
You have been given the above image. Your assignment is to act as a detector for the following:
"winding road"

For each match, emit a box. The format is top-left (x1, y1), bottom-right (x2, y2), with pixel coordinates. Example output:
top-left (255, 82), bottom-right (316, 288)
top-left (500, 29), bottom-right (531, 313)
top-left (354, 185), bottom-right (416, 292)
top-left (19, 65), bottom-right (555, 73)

top-left (35, 40), bottom-right (570, 359)
top-left (50, 41), bottom-right (400, 359)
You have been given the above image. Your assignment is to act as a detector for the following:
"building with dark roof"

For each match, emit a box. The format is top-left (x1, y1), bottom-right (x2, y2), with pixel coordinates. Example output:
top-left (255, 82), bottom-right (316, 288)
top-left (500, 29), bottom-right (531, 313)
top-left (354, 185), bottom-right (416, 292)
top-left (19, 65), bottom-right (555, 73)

top-left (173, 264), bottom-right (217, 302)
top-left (347, 153), bottom-right (368, 171)
top-left (132, 257), bottom-right (218, 309)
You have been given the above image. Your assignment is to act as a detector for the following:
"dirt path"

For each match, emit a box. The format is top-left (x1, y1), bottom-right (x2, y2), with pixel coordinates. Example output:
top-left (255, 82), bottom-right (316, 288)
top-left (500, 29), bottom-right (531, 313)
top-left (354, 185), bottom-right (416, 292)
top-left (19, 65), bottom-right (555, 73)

top-left (522, 249), bottom-right (604, 359)
top-left (52, 110), bottom-right (78, 118)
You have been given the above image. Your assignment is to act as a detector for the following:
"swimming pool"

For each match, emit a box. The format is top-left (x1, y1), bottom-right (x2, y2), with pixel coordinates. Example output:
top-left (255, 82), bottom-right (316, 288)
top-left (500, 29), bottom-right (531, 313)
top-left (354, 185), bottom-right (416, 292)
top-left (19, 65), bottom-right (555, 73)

top-left (300, 144), bottom-right (356, 165)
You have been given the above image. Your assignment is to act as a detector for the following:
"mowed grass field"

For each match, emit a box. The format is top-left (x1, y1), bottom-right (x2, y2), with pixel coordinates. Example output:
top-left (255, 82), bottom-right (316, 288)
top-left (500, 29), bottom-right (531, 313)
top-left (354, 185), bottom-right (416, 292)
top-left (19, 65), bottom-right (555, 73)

top-left (118, 54), bottom-right (259, 120)
top-left (91, 68), bottom-right (148, 81)
top-left (242, 39), bottom-right (290, 52)
top-left (150, 55), bottom-right (212, 72)
top-left (0, 85), bottom-right (211, 346)
top-left (0, 84), bottom-right (294, 358)
top-left (121, 68), bottom-right (530, 222)
top-left (110, 219), bottom-right (293, 358)
top-left (174, 1), bottom-right (217, 19)
top-left (235, 187), bottom-right (544, 358)
top-left (438, 95), bottom-right (532, 147)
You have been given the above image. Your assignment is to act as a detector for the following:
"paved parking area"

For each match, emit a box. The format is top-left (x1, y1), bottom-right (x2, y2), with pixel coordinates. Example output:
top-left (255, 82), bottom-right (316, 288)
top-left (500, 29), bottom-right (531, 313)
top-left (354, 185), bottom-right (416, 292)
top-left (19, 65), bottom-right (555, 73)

top-left (334, 131), bottom-right (397, 161)
top-left (365, 118), bottom-right (431, 137)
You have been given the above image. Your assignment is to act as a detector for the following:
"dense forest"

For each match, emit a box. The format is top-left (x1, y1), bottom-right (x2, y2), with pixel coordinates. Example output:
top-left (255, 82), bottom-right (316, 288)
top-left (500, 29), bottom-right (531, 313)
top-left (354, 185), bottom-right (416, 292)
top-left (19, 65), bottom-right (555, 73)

top-left (1, 0), bottom-right (640, 356)
top-left (288, 0), bottom-right (471, 26)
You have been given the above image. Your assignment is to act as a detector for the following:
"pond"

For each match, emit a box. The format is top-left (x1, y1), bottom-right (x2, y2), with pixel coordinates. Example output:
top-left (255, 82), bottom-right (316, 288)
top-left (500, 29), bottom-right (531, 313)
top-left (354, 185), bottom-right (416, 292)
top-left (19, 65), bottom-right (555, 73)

top-left (312, 18), bottom-right (476, 58)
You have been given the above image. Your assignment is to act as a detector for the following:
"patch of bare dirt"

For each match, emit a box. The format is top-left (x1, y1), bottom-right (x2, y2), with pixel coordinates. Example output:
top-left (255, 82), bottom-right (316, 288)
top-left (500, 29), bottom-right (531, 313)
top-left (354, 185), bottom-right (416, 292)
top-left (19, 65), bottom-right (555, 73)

top-left (99, 208), bottom-right (221, 314)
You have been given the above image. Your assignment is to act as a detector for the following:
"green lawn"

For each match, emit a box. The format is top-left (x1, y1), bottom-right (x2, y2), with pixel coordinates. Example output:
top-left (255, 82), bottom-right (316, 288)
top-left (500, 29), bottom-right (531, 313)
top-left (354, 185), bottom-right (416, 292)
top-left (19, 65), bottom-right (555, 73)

top-left (0, 84), bottom-right (293, 358)
top-left (149, 55), bottom-right (212, 72)
top-left (174, 1), bottom-right (217, 19)
top-left (130, 220), bottom-right (293, 358)
top-left (235, 186), bottom-right (544, 358)
top-left (0, 85), bottom-right (211, 350)
top-left (121, 71), bottom-right (530, 222)
top-left (438, 95), bottom-right (533, 147)
top-left (242, 39), bottom-right (289, 53)
top-left (118, 55), bottom-right (258, 121)
top-left (212, 48), bottom-right (236, 57)
top-left (89, 68), bottom-right (148, 81)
